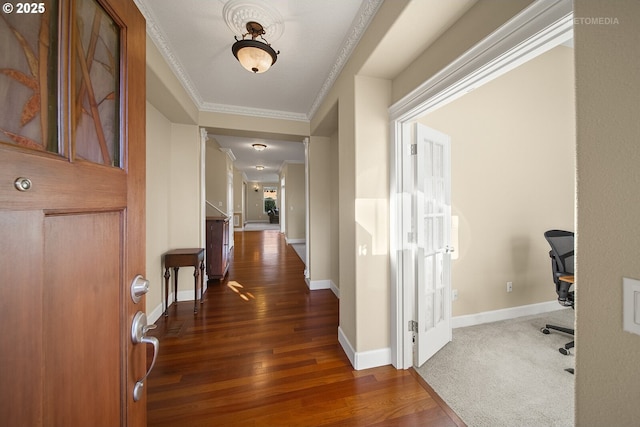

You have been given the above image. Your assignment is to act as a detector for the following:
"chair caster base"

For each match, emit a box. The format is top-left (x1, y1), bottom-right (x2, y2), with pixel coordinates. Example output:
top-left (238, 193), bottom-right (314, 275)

top-left (540, 327), bottom-right (550, 334)
top-left (559, 347), bottom-right (571, 355)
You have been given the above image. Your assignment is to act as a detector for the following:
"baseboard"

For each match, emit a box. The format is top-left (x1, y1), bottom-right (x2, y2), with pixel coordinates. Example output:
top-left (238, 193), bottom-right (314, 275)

top-left (330, 281), bottom-right (340, 299)
top-left (452, 300), bottom-right (563, 329)
top-left (338, 327), bottom-right (391, 370)
top-left (285, 237), bottom-right (305, 244)
top-left (148, 302), bottom-right (164, 324)
top-left (305, 279), bottom-right (340, 299)
top-left (147, 288), bottom-right (207, 325)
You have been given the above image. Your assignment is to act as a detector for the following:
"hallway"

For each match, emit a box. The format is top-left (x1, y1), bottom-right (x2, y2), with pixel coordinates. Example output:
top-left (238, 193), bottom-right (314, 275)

top-left (147, 230), bottom-right (464, 426)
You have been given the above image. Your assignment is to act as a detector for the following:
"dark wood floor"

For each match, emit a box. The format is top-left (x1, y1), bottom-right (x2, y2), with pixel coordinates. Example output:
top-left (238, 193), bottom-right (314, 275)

top-left (147, 230), bottom-right (465, 426)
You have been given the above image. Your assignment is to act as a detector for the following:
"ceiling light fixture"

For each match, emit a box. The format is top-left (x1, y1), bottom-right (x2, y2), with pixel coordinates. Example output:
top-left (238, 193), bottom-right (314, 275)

top-left (256, 165), bottom-right (264, 171)
top-left (252, 143), bottom-right (267, 151)
top-left (232, 22), bottom-right (279, 73)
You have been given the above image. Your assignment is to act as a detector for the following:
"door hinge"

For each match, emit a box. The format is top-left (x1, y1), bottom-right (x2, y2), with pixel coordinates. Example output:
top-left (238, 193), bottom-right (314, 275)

top-left (408, 320), bottom-right (418, 333)
top-left (410, 144), bottom-right (417, 155)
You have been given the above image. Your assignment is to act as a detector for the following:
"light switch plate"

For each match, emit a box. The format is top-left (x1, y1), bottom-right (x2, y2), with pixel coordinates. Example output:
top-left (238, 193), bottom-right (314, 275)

top-left (623, 277), bottom-right (640, 335)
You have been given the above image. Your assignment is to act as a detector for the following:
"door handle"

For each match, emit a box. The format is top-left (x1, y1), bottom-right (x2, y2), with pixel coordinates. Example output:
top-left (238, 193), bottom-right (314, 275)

top-left (445, 246), bottom-right (456, 253)
top-left (131, 311), bottom-right (159, 402)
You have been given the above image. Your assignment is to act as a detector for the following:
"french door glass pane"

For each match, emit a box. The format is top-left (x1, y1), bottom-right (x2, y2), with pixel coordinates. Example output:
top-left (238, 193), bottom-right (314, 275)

top-left (0, 0), bottom-right (59, 153)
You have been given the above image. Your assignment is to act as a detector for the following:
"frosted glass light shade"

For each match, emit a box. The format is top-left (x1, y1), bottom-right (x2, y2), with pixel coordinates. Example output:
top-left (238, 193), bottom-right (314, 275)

top-left (232, 40), bottom-right (278, 74)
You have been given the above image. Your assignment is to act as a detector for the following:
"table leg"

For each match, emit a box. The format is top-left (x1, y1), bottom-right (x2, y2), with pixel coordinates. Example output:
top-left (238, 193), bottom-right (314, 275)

top-left (163, 268), bottom-right (170, 317)
top-left (200, 260), bottom-right (205, 304)
top-left (173, 267), bottom-right (179, 303)
top-left (193, 265), bottom-right (199, 313)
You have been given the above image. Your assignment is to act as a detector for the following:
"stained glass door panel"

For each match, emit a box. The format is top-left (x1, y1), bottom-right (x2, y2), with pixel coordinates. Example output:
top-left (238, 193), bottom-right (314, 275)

top-left (0, 0), bottom-right (59, 153)
top-left (74, 0), bottom-right (121, 167)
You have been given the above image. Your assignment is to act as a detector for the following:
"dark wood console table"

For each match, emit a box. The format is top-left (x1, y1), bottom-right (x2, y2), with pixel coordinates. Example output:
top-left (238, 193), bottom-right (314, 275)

top-left (163, 248), bottom-right (205, 316)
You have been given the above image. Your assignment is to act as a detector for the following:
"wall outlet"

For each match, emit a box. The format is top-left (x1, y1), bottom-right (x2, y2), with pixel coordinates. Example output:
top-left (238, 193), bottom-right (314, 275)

top-left (452, 289), bottom-right (459, 301)
top-left (507, 281), bottom-right (513, 292)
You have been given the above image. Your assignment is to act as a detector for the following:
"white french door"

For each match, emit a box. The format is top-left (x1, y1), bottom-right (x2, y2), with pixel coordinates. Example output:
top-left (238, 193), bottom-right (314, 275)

top-left (413, 123), bottom-right (453, 367)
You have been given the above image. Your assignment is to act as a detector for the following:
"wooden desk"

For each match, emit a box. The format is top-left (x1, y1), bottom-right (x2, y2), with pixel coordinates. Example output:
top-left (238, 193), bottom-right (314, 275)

top-left (163, 248), bottom-right (205, 316)
top-left (559, 275), bottom-right (574, 284)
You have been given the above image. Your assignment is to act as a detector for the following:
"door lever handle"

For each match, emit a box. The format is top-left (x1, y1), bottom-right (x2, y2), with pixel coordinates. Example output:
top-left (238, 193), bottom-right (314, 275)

top-left (131, 311), bottom-right (159, 402)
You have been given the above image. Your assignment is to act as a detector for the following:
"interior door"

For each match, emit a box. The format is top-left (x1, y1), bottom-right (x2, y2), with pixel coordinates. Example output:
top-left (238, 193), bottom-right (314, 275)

top-left (0, 0), bottom-right (146, 425)
top-left (414, 123), bottom-right (453, 367)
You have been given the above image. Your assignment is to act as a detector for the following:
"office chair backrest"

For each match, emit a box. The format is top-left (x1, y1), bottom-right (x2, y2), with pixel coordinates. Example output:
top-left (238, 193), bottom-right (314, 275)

top-left (544, 230), bottom-right (574, 275)
top-left (544, 230), bottom-right (574, 306)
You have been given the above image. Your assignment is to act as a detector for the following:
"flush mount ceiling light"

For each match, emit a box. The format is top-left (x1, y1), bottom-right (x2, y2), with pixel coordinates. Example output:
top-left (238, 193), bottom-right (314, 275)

top-left (256, 165), bottom-right (264, 171)
top-left (252, 143), bottom-right (267, 151)
top-left (232, 22), bottom-right (279, 73)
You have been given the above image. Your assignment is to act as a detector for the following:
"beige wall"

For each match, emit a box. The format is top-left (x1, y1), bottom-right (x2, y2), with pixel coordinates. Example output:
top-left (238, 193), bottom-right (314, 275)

top-left (281, 163), bottom-right (306, 241)
top-left (308, 136), bottom-right (333, 281)
top-left (574, 0), bottom-right (640, 424)
top-left (205, 136), bottom-right (229, 213)
top-left (145, 105), bottom-right (202, 316)
top-left (145, 39), bottom-right (202, 319)
top-left (421, 45), bottom-right (575, 316)
top-left (233, 167), bottom-right (244, 226)
top-left (330, 132), bottom-right (340, 288)
top-left (145, 102), bottom-right (172, 315)
top-left (354, 75), bottom-right (391, 352)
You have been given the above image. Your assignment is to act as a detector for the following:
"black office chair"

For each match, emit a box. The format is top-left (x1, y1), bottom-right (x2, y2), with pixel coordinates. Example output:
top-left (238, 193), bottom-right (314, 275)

top-left (540, 230), bottom-right (575, 357)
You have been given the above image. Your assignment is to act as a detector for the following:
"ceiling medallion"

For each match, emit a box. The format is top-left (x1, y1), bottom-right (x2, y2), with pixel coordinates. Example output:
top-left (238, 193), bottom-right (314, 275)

top-left (223, 0), bottom-right (284, 43)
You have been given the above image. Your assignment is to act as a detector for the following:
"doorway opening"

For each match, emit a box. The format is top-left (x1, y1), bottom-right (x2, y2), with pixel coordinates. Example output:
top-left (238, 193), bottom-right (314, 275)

top-left (390, 0), bottom-right (574, 370)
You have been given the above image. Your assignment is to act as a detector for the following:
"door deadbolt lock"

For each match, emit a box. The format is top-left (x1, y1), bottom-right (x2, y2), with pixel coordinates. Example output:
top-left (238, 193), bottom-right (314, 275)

top-left (14, 177), bottom-right (32, 192)
top-left (130, 275), bottom-right (150, 303)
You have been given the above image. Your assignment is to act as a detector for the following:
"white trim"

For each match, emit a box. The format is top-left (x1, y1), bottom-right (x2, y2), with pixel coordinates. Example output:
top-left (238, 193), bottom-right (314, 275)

top-left (330, 281), bottom-right (340, 299)
top-left (148, 303), bottom-right (164, 325)
top-left (389, 0), bottom-right (573, 122)
top-left (338, 327), bottom-right (392, 370)
top-left (285, 237), bottom-right (305, 244)
top-left (305, 279), bottom-right (339, 299)
top-left (389, 0), bottom-right (573, 370)
top-left (306, 279), bottom-right (331, 290)
top-left (452, 301), bottom-right (564, 329)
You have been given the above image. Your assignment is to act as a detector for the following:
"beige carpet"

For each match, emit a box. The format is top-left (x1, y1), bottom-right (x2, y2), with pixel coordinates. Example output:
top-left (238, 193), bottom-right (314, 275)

top-left (416, 308), bottom-right (575, 427)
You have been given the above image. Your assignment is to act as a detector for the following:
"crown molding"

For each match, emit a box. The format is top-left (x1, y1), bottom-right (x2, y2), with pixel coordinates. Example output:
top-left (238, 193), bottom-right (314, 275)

top-left (134, 0), bottom-right (205, 108)
top-left (200, 102), bottom-right (309, 122)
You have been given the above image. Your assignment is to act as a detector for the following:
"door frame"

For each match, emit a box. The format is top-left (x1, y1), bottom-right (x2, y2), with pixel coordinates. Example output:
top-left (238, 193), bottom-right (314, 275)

top-left (389, 0), bottom-right (573, 369)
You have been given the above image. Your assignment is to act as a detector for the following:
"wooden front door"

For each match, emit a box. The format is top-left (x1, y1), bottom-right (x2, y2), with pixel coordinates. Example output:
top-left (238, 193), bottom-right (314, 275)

top-left (0, 0), bottom-right (146, 425)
